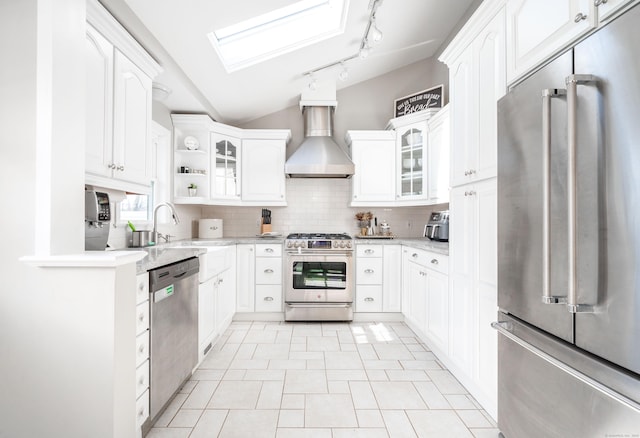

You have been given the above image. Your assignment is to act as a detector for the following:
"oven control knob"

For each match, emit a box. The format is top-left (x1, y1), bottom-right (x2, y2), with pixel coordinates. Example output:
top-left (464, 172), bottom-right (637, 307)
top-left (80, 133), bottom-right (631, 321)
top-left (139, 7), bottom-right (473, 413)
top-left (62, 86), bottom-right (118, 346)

top-left (332, 241), bottom-right (337, 248)
top-left (286, 241), bottom-right (293, 248)
top-left (302, 242), bottom-right (307, 248)
top-left (293, 241), bottom-right (300, 248)
top-left (346, 241), bottom-right (352, 248)
top-left (339, 241), bottom-right (346, 248)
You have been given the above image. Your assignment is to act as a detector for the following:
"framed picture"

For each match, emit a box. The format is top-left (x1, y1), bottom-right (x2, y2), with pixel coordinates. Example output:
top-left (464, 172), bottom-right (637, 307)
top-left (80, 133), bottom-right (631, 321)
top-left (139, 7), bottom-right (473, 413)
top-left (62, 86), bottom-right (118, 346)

top-left (394, 84), bottom-right (444, 118)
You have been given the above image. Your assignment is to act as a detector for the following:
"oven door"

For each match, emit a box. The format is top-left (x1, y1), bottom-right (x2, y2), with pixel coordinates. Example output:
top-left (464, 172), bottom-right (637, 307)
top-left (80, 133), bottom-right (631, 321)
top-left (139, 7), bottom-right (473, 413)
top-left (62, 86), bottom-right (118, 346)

top-left (285, 252), bottom-right (353, 303)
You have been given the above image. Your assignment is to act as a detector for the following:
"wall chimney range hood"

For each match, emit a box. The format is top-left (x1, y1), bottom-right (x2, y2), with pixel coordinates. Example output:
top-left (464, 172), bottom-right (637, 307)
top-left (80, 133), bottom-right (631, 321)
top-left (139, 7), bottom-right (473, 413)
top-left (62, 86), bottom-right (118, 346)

top-left (285, 105), bottom-right (355, 178)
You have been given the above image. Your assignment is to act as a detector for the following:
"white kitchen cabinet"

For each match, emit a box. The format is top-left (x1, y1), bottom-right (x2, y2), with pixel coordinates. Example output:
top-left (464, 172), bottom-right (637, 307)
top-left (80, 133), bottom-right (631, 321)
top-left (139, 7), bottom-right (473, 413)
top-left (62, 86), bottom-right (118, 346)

top-left (236, 244), bottom-right (255, 312)
top-left (215, 266), bottom-right (237, 335)
top-left (402, 246), bottom-right (449, 352)
top-left (355, 244), bottom-right (402, 314)
top-left (255, 243), bottom-right (283, 312)
top-left (242, 130), bottom-right (290, 205)
top-left (134, 272), bottom-right (150, 431)
top-left (425, 106), bottom-right (450, 202)
top-left (382, 245), bottom-right (402, 312)
top-left (506, 0), bottom-right (594, 84)
top-left (595, 0), bottom-right (638, 23)
top-left (172, 115), bottom-right (290, 206)
top-left (449, 179), bottom-right (498, 418)
top-left (443, 6), bottom-right (506, 187)
top-left (346, 131), bottom-right (397, 206)
top-left (85, 4), bottom-right (161, 193)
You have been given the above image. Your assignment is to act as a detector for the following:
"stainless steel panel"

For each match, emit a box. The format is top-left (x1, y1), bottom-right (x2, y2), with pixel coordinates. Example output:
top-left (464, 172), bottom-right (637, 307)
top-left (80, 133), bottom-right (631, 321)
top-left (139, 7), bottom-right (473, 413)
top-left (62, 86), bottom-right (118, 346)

top-left (285, 303), bottom-right (353, 321)
top-left (572, 3), bottom-right (640, 374)
top-left (497, 51), bottom-right (574, 342)
top-left (496, 313), bottom-right (640, 438)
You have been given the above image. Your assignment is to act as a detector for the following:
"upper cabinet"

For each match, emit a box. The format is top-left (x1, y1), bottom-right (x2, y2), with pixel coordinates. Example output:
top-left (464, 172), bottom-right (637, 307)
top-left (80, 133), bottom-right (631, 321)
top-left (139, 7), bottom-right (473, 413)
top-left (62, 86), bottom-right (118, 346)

top-left (347, 107), bottom-right (450, 207)
top-left (242, 130), bottom-right (290, 205)
top-left (441, 4), bottom-right (506, 187)
top-left (85, 2), bottom-right (161, 194)
top-left (347, 130), bottom-right (396, 206)
top-left (171, 114), bottom-right (290, 206)
top-left (506, 0), bottom-right (595, 84)
top-left (506, 0), bottom-right (639, 84)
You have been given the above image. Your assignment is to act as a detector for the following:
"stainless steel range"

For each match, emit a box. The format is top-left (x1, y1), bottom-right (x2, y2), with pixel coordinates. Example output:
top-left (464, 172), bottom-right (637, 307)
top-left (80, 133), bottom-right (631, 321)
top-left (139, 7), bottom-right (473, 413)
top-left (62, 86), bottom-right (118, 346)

top-left (284, 233), bottom-right (354, 321)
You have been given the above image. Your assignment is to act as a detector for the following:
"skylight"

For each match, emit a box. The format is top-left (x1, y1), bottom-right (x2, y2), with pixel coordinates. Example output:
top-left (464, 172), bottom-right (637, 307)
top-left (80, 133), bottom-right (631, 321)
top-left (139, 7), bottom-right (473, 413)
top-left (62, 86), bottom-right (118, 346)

top-left (208, 0), bottom-right (349, 72)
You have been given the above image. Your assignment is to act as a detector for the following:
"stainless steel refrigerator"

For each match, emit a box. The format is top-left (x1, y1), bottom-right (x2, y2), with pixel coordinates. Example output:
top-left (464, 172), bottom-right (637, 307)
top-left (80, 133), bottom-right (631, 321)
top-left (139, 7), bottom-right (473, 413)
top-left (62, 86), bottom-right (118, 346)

top-left (496, 4), bottom-right (640, 437)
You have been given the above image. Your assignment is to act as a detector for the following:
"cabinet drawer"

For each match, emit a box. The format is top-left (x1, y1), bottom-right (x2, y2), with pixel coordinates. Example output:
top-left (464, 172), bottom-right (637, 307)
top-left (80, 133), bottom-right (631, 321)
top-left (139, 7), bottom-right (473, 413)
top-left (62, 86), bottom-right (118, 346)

top-left (255, 257), bottom-right (282, 284)
top-left (405, 247), bottom-right (449, 275)
top-left (136, 273), bottom-right (149, 305)
top-left (255, 285), bottom-right (282, 312)
top-left (356, 285), bottom-right (383, 312)
top-left (356, 244), bottom-right (383, 258)
top-left (135, 331), bottom-right (149, 367)
top-left (135, 302), bottom-right (149, 336)
top-left (425, 252), bottom-right (448, 275)
top-left (356, 258), bottom-right (383, 284)
top-left (255, 244), bottom-right (282, 257)
top-left (135, 359), bottom-right (149, 399)
top-left (135, 388), bottom-right (149, 429)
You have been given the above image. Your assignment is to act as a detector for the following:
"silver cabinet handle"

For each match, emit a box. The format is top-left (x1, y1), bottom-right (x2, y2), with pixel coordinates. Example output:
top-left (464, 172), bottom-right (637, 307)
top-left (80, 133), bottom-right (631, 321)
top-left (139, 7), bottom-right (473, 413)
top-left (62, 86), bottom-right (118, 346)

top-left (594, 0), bottom-right (607, 5)
top-left (264, 269), bottom-right (274, 274)
top-left (116, 165), bottom-right (125, 171)
top-left (364, 249), bottom-right (374, 254)
top-left (492, 321), bottom-right (640, 413)
top-left (430, 259), bottom-right (439, 265)
top-left (108, 163), bottom-right (116, 169)
top-left (566, 74), bottom-right (597, 313)
top-left (265, 248), bottom-right (274, 253)
top-left (419, 271), bottom-right (427, 276)
top-left (412, 253), bottom-right (418, 258)
top-left (364, 269), bottom-right (374, 274)
top-left (464, 191), bottom-right (476, 196)
top-left (364, 297), bottom-right (374, 302)
top-left (541, 88), bottom-right (567, 305)
top-left (574, 12), bottom-right (587, 22)
top-left (264, 296), bottom-right (274, 301)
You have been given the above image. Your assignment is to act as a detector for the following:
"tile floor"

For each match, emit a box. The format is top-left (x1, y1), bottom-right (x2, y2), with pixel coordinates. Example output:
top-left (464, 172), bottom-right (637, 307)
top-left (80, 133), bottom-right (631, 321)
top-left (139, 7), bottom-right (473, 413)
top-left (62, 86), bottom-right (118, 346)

top-left (146, 321), bottom-right (501, 438)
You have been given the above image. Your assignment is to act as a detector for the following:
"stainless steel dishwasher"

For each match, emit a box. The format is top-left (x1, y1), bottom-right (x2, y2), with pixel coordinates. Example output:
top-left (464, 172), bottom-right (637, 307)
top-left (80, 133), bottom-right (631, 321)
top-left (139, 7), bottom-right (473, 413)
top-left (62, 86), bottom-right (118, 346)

top-left (148, 257), bottom-right (199, 424)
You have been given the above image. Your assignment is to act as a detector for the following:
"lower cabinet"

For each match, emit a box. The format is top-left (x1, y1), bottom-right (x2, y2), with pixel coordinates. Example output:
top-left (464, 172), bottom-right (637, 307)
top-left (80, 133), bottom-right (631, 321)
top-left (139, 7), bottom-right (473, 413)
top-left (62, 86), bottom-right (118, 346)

top-left (134, 272), bottom-right (150, 433)
top-left (236, 243), bottom-right (283, 313)
top-left (402, 246), bottom-right (449, 355)
top-left (355, 244), bottom-right (402, 313)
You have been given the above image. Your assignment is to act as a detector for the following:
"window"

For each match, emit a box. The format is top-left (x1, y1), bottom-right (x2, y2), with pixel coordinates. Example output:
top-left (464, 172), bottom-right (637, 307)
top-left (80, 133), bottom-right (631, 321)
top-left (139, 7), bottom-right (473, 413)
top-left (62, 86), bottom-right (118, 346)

top-left (119, 193), bottom-right (151, 222)
top-left (208, 0), bottom-right (349, 72)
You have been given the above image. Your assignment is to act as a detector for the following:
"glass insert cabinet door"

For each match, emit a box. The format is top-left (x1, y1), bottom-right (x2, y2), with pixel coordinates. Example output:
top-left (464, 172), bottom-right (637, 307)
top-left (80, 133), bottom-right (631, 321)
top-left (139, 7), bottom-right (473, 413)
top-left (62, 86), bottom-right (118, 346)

top-left (212, 134), bottom-right (239, 198)
top-left (399, 125), bottom-right (424, 197)
top-left (292, 261), bottom-right (347, 290)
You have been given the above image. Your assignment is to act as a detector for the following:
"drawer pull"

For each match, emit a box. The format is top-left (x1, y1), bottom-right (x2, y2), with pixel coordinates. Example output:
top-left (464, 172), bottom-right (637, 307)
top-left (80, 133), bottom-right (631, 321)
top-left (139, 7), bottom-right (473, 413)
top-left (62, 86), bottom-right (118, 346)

top-left (364, 297), bottom-right (375, 302)
top-left (138, 345), bottom-right (145, 354)
top-left (364, 249), bottom-right (374, 254)
top-left (138, 313), bottom-right (145, 322)
top-left (264, 269), bottom-right (274, 274)
top-left (265, 248), bottom-right (274, 253)
top-left (574, 12), bottom-right (587, 22)
top-left (264, 296), bottom-right (274, 301)
top-left (412, 253), bottom-right (418, 258)
top-left (420, 271), bottom-right (427, 276)
top-left (364, 269), bottom-right (375, 274)
top-left (430, 259), bottom-right (439, 265)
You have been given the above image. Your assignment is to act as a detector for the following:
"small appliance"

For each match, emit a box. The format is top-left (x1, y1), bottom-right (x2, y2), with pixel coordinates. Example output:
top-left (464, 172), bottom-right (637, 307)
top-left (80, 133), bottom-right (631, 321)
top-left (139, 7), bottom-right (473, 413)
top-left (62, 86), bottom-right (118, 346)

top-left (424, 210), bottom-right (449, 241)
top-left (84, 190), bottom-right (110, 250)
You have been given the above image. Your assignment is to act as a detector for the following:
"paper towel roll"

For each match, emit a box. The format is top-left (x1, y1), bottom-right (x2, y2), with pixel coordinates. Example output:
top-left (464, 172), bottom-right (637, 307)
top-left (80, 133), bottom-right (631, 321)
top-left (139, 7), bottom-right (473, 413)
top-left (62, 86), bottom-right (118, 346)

top-left (199, 219), bottom-right (223, 239)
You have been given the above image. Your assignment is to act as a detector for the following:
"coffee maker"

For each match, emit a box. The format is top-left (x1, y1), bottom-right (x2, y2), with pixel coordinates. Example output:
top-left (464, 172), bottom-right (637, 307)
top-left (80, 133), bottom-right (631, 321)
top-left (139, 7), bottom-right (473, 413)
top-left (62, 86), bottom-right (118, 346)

top-left (85, 190), bottom-right (111, 250)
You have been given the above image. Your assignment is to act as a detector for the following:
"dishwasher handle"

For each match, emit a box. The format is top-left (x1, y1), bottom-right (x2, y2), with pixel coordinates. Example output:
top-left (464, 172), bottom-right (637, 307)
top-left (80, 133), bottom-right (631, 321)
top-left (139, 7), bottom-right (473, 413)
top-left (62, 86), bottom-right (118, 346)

top-left (149, 257), bottom-right (200, 291)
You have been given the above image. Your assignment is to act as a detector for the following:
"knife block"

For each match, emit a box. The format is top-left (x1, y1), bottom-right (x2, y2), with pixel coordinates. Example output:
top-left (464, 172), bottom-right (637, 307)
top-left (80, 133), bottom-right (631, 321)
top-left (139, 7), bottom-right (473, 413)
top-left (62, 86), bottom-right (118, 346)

top-left (260, 222), bottom-right (272, 234)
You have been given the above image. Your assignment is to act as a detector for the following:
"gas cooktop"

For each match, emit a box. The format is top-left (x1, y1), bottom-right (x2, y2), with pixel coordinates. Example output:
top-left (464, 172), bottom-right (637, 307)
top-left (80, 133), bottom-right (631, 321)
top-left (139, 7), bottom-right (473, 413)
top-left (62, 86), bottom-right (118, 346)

top-left (286, 233), bottom-right (352, 240)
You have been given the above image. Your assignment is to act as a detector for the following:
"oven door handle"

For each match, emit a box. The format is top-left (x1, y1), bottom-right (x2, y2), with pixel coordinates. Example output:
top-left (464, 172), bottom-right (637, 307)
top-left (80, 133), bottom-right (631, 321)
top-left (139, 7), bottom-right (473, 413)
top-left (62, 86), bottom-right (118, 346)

top-left (286, 251), bottom-right (353, 256)
top-left (285, 303), bottom-right (352, 308)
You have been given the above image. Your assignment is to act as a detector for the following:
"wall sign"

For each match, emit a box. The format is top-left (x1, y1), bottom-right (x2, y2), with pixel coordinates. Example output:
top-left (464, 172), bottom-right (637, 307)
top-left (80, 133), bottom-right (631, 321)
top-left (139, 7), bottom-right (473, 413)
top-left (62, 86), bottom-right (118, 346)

top-left (394, 84), bottom-right (444, 118)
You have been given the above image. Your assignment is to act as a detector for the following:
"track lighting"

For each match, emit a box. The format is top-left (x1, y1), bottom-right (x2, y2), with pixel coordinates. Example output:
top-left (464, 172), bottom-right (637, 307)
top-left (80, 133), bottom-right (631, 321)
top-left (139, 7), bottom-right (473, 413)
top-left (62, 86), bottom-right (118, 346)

top-left (301, 0), bottom-right (382, 85)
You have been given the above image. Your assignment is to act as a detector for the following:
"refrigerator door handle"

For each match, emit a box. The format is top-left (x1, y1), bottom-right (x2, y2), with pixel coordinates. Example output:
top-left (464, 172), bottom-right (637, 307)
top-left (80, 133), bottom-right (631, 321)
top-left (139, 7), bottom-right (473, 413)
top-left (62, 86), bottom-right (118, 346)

top-left (541, 88), bottom-right (568, 305)
top-left (492, 321), bottom-right (640, 413)
top-left (566, 74), bottom-right (597, 314)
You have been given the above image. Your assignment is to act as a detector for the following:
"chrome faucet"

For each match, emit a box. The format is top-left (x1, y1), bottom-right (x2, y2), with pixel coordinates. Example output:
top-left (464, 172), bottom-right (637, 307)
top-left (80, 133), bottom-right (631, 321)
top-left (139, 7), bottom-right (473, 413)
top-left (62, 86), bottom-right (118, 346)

top-left (152, 202), bottom-right (180, 244)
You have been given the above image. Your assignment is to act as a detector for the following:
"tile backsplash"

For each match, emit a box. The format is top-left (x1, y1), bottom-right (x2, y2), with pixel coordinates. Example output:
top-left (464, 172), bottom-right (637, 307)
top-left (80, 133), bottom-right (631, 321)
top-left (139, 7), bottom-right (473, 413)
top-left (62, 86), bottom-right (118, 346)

top-left (202, 179), bottom-right (448, 238)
